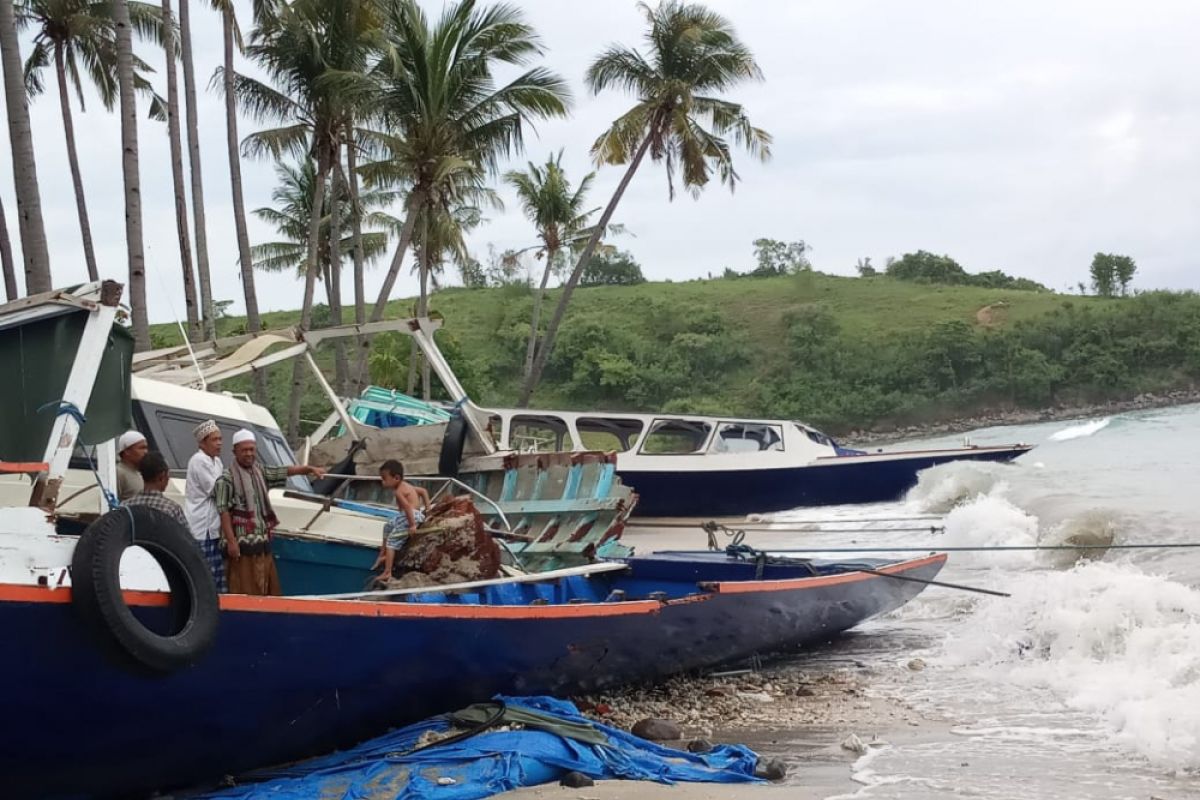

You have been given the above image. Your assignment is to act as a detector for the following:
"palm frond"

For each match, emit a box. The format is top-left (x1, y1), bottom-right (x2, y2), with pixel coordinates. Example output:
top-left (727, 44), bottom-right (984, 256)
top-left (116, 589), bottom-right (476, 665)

top-left (242, 123), bottom-right (311, 161)
top-left (22, 40), bottom-right (49, 97)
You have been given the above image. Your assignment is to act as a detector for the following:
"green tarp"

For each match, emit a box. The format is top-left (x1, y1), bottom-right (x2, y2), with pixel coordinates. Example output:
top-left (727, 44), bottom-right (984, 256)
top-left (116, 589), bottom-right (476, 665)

top-left (0, 311), bottom-right (134, 463)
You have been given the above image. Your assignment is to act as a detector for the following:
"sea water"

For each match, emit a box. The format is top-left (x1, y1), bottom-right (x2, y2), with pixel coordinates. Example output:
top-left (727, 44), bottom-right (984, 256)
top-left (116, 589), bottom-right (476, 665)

top-left (766, 403), bottom-right (1200, 799)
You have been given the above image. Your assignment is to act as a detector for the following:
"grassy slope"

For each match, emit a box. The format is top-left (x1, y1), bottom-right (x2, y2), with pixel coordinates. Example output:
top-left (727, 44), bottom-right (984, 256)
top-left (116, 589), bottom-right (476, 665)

top-left (152, 274), bottom-right (1102, 427)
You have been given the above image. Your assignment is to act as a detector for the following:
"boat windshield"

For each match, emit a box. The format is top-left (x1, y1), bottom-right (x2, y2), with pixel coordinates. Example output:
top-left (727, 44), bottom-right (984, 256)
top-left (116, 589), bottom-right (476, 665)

top-left (794, 423), bottom-right (834, 448)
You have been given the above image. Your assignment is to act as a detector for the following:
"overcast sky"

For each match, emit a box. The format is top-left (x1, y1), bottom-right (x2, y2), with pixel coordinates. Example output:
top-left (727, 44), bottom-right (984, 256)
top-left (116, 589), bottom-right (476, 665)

top-left (2, 0), bottom-right (1198, 323)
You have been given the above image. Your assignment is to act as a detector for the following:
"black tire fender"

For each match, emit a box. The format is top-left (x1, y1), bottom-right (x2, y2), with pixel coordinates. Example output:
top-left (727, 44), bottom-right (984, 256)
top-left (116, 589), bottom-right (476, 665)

top-left (71, 505), bottom-right (220, 673)
top-left (438, 412), bottom-right (468, 478)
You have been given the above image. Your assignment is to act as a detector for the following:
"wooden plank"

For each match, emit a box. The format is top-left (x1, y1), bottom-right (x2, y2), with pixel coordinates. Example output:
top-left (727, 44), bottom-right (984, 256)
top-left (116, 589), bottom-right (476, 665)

top-left (495, 497), bottom-right (624, 514)
top-left (298, 560), bottom-right (631, 601)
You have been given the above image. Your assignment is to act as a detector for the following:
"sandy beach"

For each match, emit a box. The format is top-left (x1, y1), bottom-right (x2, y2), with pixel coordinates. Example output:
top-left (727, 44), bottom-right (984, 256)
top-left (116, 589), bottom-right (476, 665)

top-left (493, 521), bottom-right (939, 800)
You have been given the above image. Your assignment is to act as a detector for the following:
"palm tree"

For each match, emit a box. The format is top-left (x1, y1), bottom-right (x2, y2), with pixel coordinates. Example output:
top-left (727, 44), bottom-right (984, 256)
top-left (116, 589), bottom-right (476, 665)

top-left (0, 195), bottom-right (17, 299)
top-left (19, 0), bottom-right (164, 284)
top-left (359, 0), bottom-right (570, 329)
top-left (0, 0), bottom-right (51, 293)
top-left (250, 158), bottom-right (396, 280)
top-left (406, 180), bottom-right (493, 398)
top-left (112, 0), bottom-right (149, 348)
top-left (216, 0), bottom-right (262, 343)
top-left (160, 0), bottom-right (199, 338)
top-left (504, 151), bottom-right (605, 386)
top-left (517, 0), bottom-right (771, 406)
top-left (234, 0), bottom-right (379, 439)
top-left (178, 0), bottom-right (213, 337)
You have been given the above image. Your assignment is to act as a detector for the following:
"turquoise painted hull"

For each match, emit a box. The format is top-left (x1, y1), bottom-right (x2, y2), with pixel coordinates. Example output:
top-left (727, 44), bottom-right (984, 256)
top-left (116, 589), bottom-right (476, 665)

top-left (273, 534), bottom-right (378, 596)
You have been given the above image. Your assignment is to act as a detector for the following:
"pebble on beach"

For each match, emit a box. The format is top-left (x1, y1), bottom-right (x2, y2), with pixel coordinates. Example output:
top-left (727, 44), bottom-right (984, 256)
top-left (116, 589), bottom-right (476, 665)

top-left (574, 663), bottom-right (916, 738)
top-left (630, 718), bottom-right (684, 741)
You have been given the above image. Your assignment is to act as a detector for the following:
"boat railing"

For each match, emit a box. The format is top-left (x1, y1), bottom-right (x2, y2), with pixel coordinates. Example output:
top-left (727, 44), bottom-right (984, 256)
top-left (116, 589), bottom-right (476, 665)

top-left (317, 473), bottom-right (513, 533)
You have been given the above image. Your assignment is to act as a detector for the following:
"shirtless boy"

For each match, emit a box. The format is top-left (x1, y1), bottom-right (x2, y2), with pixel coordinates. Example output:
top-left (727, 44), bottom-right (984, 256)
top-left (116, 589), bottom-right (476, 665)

top-left (377, 459), bottom-right (431, 577)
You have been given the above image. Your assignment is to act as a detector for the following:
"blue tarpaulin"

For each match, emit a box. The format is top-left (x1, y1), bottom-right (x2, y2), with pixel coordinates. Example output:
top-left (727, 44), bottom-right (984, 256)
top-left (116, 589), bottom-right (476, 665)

top-left (200, 696), bottom-right (763, 800)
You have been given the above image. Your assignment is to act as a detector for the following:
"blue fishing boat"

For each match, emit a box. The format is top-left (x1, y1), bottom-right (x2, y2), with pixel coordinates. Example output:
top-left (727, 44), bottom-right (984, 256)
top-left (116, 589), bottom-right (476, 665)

top-left (0, 550), bottom-right (945, 799)
top-left (0, 284), bottom-right (950, 799)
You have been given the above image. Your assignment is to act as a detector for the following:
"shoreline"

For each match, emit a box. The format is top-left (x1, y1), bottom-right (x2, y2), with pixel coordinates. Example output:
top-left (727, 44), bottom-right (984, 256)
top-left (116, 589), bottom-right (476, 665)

top-left (842, 388), bottom-right (1200, 445)
top-left (500, 656), bottom-right (939, 800)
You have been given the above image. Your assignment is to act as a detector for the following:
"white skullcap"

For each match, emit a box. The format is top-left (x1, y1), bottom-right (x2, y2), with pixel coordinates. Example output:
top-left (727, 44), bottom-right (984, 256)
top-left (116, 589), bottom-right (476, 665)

top-left (231, 429), bottom-right (256, 447)
top-left (193, 419), bottom-right (219, 443)
top-left (117, 430), bottom-right (146, 453)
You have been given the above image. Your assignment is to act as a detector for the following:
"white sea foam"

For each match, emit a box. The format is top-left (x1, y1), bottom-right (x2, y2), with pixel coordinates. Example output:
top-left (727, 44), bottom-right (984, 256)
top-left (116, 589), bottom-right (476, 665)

top-left (939, 561), bottom-right (1200, 769)
top-left (1049, 417), bottom-right (1111, 442)
top-left (939, 494), bottom-right (1040, 568)
top-left (905, 461), bottom-right (1008, 514)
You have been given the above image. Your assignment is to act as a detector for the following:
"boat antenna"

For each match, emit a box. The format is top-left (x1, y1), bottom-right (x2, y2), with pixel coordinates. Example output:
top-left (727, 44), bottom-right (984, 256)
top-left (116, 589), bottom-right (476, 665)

top-left (148, 244), bottom-right (208, 391)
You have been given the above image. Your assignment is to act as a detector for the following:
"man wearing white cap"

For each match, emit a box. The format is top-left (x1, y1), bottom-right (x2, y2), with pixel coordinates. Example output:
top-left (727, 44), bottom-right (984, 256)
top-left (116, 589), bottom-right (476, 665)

top-left (214, 428), bottom-right (325, 595)
top-left (186, 420), bottom-right (227, 592)
top-left (115, 430), bottom-right (148, 501)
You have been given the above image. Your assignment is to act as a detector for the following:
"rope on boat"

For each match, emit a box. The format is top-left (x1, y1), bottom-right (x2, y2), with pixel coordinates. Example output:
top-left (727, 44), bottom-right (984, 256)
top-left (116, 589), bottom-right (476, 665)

top-left (712, 527), bottom-right (1010, 598)
top-left (38, 400), bottom-right (119, 511)
top-left (749, 543), bottom-right (1200, 553)
top-left (631, 515), bottom-right (944, 529)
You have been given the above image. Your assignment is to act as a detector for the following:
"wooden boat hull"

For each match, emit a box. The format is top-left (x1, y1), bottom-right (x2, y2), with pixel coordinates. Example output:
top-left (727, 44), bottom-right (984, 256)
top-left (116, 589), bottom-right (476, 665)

top-left (0, 552), bottom-right (944, 799)
top-left (625, 445), bottom-right (1032, 516)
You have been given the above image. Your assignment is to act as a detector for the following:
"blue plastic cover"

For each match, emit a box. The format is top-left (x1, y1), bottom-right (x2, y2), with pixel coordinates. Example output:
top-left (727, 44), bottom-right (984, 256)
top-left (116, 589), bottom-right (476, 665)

top-left (200, 696), bottom-right (763, 800)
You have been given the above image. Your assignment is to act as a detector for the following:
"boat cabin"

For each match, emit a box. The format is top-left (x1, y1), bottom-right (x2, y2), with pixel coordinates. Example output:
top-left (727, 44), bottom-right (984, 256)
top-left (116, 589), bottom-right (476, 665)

top-left (488, 408), bottom-right (857, 466)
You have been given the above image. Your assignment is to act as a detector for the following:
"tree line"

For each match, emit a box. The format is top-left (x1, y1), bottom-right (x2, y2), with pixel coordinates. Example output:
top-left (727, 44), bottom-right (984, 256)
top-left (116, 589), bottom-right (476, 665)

top-left (0, 0), bottom-right (771, 440)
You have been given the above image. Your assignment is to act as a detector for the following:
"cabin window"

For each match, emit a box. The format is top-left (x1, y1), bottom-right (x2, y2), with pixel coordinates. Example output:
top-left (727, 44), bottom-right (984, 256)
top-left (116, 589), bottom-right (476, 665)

top-left (638, 419), bottom-right (712, 454)
top-left (147, 408), bottom-right (242, 472)
top-left (576, 417), bottom-right (644, 453)
top-left (709, 422), bottom-right (785, 454)
top-left (509, 415), bottom-right (568, 452)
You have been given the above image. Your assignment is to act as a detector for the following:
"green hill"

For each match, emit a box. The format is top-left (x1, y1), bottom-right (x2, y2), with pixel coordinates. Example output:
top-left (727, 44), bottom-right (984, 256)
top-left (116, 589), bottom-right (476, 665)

top-left (152, 273), bottom-right (1200, 436)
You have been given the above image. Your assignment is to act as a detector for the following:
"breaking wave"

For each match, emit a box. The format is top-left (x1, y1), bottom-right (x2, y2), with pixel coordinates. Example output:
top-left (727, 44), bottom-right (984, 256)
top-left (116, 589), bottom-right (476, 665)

top-left (904, 461), bottom-right (1007, 514)
top-left (940, 561), bottom-right (1200, 769)
top-left (1049, 417), bottom-right (1111, 442)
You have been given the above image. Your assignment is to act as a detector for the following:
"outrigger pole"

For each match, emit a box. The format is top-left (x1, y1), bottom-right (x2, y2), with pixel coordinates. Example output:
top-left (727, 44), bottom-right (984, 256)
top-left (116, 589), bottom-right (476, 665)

top-left (131, 317), bottom-right (498, 455)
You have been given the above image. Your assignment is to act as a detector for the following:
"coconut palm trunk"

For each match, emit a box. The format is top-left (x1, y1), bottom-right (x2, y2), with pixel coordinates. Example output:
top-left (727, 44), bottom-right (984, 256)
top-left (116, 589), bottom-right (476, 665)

top-left (0, 195), bottom-right (17, 300)
top-left (418, 247), bottom-right (430, 400)
top-left (113, 0), bottom-right (150, 349)
top-left (0, 0), bottom-right (51, 294)
top-left (222, 6), bottom-right (261, 336)
top-left (176, 0), bottom-right (214, 338)
top-left (161, 0), bottom-right (200, 338)
top-left (522, 243), bottom-right (557, 384)
top-left (518, 133), bottom-right (652, 406)
top-left (345, 135), bottom-right (367, 394)
top-left (51, 43), bottom-right (99, 282)
top-left (356, 190), bottom-right (420, 390)
top-left (328, 162), bottom-right (348, 395)
top-left (178, 0), bottom-right (213, 337)
top-left (285, 154), bottom-right (330, 442)
top-left (368, 190), bottom-right (421, 323)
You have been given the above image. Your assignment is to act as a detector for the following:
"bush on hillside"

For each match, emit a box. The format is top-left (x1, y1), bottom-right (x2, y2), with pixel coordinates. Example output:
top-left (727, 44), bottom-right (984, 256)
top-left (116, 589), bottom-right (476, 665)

top-left (886, 251), bottom-right (1047, 292)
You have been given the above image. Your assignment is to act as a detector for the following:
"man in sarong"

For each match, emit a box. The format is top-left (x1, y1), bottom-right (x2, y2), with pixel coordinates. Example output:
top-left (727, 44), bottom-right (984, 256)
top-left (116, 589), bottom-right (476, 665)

top-left (185, 420), bottom-right (227, 592)
top-left (214, 429), bottom-right (325, 596)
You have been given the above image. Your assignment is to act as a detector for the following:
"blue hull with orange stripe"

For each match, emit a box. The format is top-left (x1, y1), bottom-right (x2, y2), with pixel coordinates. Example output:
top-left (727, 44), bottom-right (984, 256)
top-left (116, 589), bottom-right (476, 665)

top-left (0, 551), bottom-right (945, 799)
